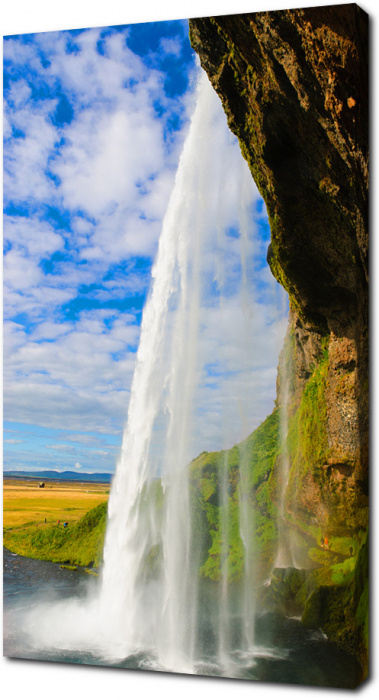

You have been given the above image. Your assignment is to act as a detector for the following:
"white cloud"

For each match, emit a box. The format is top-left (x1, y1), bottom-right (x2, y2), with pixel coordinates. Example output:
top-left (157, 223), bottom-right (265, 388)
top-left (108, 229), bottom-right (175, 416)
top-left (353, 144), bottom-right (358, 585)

top-left (3, 24), bottom-right (193, 353)
top-left (48, 444), bottom-right (76, 452)
top-left (4, 216), bottom-right (65, 258)
top-left (3, 102), bottom-right (59, 205)
top-left (3, 26), bottom-right (193, 442)
top-left (3, 307), bottom-right (140, 433)
top-left (30, 322), bottom-right (72, 341)
top-left (6, 78), bottom-right (32, 109)
top-left (60, 106), bottom-right (163, 212)
top-left (3, 249), bottom-right (42, 292)
top-left (159, 36), bottom-right (182, 57)
top-left (3, 25), bottom-right (288, 473)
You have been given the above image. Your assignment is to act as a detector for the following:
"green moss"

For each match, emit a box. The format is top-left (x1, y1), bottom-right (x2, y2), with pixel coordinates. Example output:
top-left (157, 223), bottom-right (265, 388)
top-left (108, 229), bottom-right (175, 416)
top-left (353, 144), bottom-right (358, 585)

top-left (297, 533), bottom-right (368, 680)
top-left (191, 409), bottom-right (280, 582)
top-left (307, 547), bottom-right (334, 566)
top-left (329, 535), bottom-right (361, 557)
top-left (285, 512), bottom-right (321, 541)
top-left (330, 557), bottom-right (356, 585)
top-left (265, 567), bottom-right (308, 613)
top-left (286, 344), bottom-right (329, 517)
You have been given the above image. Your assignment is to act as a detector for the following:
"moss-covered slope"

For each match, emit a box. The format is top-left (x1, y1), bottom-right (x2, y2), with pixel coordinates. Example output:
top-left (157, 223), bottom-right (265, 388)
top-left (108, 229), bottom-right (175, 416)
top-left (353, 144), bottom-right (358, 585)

top-left (189, 409), bottom-right (280, 582)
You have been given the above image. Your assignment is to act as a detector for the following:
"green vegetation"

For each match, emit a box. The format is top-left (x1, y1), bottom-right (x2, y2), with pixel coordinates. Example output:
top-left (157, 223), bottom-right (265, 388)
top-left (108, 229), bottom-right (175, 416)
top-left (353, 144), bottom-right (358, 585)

top-left (4, 502), bottom-right (108, 568)
top-left (300, 532), bottom-right (369, 675)
top-left (287, 342), bottom-right (329, 506)
top-left (3, 364), bottom-right (368, 674)
top-left (4, 412), bottom-right (281, 583)
top-left (190, 409), bottom-right (280, 582)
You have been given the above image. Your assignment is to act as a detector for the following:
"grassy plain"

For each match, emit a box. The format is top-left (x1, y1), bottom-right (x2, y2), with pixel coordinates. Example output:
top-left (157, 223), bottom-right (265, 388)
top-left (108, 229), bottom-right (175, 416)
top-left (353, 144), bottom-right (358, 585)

top-left (3, 477), bottom-right (109, 530)
top-left (3, 478), bottom-right (110, 567)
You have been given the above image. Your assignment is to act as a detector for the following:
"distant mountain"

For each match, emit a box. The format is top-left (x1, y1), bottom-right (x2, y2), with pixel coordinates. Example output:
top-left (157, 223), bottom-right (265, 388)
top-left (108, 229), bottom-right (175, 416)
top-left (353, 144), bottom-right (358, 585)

top-left (3, 469), bottom-right (113, 483)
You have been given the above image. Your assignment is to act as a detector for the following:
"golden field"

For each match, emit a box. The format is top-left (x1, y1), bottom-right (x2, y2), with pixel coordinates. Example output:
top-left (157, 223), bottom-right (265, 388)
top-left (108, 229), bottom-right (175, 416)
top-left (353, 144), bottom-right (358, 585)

top-left (3, 477), bottom-right (109, 531)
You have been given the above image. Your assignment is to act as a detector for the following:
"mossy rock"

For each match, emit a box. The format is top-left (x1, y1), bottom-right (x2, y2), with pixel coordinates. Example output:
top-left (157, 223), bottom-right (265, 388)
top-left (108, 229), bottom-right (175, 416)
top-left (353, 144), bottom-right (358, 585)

top-left (307, 547), bottom-right (335, 566)
top-left (263, 566), bottom-right (307, 613)
top-left (302, 585), bottom-right (329, 628)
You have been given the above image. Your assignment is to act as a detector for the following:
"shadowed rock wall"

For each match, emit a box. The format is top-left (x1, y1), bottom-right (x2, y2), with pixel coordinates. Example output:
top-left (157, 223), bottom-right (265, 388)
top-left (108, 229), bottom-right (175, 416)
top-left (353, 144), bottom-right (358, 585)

top-left (189, 5), bottom-right (369, 677)
top-left (189, 1), bottom-right (368, 549)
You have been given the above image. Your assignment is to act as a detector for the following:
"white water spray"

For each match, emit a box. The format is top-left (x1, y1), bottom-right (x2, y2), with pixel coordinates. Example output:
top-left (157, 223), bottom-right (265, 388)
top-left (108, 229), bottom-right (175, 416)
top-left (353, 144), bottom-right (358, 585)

top-left (99, 72), bottom-right (219, 671)
top-left (10, 70), bottom-right (289, 676)
top-left (99, 71), bottom-right (265, 673)
top-left (274, 344), bottom-right (295, 569)
top-left (274, 337), bottom-right (306, 571)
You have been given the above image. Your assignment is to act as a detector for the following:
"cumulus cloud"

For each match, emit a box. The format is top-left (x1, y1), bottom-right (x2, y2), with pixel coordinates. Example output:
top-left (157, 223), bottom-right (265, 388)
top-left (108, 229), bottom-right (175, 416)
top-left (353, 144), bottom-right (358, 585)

top-left (3, 21), bottom-right (288, 476)
top-left (159, 36), bottom-right (182, 57)
top-left (3, 309), bottom-right (139, 434)
top-left (3, 24), bottom-right (195, 451)
top-left (3, 103), bottom-right (59, 205)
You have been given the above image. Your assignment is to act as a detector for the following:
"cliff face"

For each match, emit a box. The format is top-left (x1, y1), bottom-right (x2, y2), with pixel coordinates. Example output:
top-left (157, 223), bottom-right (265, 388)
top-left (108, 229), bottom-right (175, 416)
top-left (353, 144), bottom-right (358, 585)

top-left (189, 4), bottom-right (368, 675)
top-left (189, 7), bottom-right (368, 323)
top-left (189, 2), bottom-right (368, 548)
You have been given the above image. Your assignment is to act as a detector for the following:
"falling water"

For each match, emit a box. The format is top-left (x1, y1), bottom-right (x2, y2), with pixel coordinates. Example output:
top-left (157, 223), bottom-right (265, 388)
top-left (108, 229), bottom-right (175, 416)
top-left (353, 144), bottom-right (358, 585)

top-left (98, 70), bottom-right (265, 674)
top-left (274, 337), bottom-right (306, 571)
top-left (99, 71), bottom-right (215, 672)
top-left (8, 69), bottom-right (288, 676)
top-left (210, 160), bottom-right (258, 673)
top-left (274, 344), bottom-right (294, 568)
top-left (3, 57), bottom-right (363, 686)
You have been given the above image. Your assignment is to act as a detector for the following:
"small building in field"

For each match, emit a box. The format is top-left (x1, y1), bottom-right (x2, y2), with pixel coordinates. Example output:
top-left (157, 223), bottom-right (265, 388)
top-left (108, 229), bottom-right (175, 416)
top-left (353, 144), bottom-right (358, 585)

top-left (38, 482), bottom-right (45, 488)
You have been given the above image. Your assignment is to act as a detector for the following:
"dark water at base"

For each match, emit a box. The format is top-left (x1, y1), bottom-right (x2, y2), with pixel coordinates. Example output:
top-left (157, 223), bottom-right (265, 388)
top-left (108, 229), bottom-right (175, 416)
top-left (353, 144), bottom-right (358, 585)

top-left (3, 548), bottom-right (361, 688)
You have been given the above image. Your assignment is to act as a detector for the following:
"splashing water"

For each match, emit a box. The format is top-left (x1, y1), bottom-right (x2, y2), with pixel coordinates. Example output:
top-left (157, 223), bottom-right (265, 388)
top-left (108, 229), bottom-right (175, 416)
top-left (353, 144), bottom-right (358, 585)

top-left (8, 70), bottom-right (288, 676)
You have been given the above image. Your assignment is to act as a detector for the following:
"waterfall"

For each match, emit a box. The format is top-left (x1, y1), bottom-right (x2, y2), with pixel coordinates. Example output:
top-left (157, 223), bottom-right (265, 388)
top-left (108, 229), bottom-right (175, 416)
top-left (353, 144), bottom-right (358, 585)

top-left (98, 69), bottom-right (264, 673)
top-left (274, 344), bottom-right (294, 568)
top-left (99, 70), bottom-right (216, 671)
top-left (274, 337), bottom-right (304, 571)
top-left (16, 69), bottom-right (287, 676)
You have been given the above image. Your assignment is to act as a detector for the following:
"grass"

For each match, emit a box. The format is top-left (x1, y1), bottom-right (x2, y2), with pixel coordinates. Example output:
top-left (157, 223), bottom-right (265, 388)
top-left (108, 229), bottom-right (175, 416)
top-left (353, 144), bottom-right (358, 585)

top-left (4, 501), bottom-right (109, 568)
top-left (3, 477), bottom-right (110, 567)
top-left (3, 477), bottom-right (109, 530)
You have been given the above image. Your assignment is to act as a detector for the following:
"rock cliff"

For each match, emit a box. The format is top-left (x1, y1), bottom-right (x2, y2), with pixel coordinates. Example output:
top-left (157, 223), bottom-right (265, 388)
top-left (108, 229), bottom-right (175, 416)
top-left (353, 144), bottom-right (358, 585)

top-left (189, 4), bottom-right (369, 679)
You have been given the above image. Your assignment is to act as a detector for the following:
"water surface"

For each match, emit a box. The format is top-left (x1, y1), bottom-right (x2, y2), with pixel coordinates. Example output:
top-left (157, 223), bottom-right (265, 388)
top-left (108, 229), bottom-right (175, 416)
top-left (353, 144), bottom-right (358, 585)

top-left (3, 548), bottom-right (360, 688)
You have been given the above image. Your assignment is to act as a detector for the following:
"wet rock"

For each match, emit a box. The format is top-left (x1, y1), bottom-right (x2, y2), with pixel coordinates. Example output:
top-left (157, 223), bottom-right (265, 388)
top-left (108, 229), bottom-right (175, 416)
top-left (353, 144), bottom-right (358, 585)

top-left (189, 6), bottom-right (368, 675)
top-left (263, 566), bottom-right (307, 615)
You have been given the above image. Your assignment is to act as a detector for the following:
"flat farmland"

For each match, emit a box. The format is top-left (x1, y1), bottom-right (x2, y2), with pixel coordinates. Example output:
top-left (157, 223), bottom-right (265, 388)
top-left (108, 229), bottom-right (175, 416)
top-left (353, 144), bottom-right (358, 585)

top-left (3, 478), bottom-right (109, 531)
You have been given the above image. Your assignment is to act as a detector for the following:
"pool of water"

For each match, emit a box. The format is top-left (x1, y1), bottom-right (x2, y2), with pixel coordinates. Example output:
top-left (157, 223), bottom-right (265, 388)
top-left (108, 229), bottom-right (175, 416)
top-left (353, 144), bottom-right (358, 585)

top-left (3, 548), bottom-right (361, 687)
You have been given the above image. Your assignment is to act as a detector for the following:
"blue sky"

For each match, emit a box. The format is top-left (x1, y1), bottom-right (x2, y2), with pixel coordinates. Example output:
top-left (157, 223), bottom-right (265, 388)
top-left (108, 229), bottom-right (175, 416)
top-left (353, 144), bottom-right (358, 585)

top-left (3, 19), bottom-right (288, 474)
